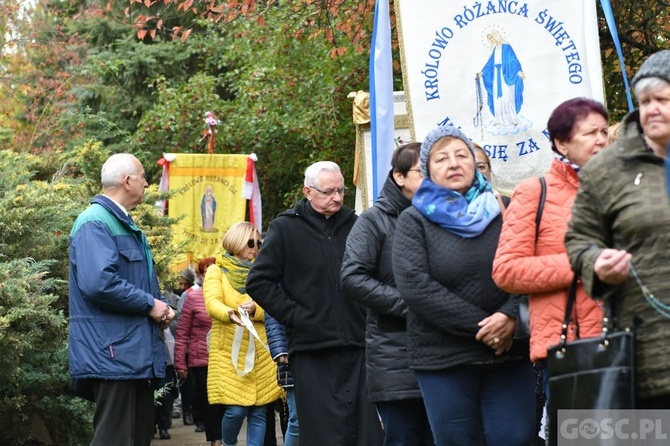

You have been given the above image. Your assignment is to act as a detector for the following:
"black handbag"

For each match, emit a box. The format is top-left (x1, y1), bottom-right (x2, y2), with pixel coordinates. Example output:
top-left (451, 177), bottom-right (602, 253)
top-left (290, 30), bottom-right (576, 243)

top-left (514, 177), bottom-right (547, 341)
top-left (546, 274), bottom-right (636, 446)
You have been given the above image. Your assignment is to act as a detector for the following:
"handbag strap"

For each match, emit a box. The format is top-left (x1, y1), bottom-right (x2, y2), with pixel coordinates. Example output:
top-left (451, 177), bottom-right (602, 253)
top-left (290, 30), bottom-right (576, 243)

top-left (558, 273), bottom-right (630, 352)
top-left (534, 177), bottom-right (546, 242)
top-left (559, 273), bottom-right (581, 347)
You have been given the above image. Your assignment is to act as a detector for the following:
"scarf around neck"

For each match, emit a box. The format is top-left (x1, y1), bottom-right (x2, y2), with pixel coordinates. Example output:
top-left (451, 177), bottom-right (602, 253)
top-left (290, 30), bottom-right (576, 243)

top-left (412, 171), bottom-right (500, 238)
top-left (555, 153), bottom-right (581, 173)
top-left (217, 253), bottom-right (253, 293)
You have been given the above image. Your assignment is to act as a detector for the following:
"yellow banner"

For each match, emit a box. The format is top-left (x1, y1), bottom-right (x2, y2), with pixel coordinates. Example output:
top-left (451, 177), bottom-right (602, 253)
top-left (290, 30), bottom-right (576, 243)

top-left (168, 154), bottom-right (248, 268)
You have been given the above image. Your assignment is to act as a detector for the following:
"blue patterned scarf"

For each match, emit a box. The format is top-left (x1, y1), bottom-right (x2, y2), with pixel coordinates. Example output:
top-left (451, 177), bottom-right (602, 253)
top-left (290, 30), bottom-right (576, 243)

top-left (412, 171), bottom-right (501, 238)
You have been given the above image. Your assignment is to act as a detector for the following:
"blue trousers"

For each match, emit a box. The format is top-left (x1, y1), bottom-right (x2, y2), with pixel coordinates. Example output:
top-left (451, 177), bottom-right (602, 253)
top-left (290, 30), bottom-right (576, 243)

top-left (415, 361), bottom-right (536, 446)
top-left (377, 398), bottom-right (434, 446)
top-left (221, 404), bottom-right (267, 446)
top-left (284, 388), bottom-right (299, 446)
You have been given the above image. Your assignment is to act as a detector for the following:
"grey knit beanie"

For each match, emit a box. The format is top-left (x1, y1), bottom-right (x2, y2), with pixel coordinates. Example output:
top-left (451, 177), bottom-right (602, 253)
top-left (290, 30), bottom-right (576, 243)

top-left (180, 268), bottom-right (196, 286)
top-left (420, 125), bottom-right (474, 178)
top-left (632, 50), bottom-right (670, 88)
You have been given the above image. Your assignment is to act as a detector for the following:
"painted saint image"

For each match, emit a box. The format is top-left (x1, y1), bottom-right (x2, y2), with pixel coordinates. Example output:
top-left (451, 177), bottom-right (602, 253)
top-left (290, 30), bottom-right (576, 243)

top-left (201, 185), bottom-right (217, 231)
top-left (478, 28), bottom-right (531, 134)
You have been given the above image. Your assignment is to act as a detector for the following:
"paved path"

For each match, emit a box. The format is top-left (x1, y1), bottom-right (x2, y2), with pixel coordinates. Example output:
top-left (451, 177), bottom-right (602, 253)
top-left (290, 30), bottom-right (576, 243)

top-left (151, 415), bottom-right (285, 446)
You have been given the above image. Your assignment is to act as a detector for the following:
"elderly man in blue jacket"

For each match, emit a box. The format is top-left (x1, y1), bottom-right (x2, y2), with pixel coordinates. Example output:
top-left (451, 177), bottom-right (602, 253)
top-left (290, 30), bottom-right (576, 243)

top-left (68, 153), bottom-right (175, 446)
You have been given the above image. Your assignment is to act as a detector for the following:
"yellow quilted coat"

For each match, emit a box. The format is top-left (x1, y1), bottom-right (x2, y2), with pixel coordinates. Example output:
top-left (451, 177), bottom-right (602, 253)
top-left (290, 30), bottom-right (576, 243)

top-left (203, 262), bottom-right (282, 406)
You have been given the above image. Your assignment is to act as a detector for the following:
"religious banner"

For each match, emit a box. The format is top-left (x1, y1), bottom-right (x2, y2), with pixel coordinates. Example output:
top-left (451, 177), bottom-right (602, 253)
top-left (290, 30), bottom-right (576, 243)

top-left (395, 0), bottom-right (604, 193)
top-left (163, 153), bottom-right (250, 268)
top-left (350, 90), bottom-right (412, 212)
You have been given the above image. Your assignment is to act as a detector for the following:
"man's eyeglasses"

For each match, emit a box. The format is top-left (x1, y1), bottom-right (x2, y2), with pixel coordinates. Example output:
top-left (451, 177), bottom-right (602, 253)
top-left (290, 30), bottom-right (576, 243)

top-left (247, 239), bottom-right (263, 249)
top-left (308, 185), bottom-right (348, 196)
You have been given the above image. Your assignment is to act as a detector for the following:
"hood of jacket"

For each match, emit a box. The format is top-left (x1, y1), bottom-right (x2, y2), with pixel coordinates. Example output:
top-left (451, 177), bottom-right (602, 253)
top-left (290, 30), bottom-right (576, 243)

top-left (375, 171), bottom-right (413, 217)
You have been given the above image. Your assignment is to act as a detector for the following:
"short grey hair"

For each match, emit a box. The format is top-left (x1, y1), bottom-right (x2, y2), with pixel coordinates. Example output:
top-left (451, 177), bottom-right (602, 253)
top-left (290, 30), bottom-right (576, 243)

top-left (633, 77), bottom-right (670, 98)
top-left (101, 153), bottom-right (140, 188)
top-left (303, 161), bottom-right (342, 188)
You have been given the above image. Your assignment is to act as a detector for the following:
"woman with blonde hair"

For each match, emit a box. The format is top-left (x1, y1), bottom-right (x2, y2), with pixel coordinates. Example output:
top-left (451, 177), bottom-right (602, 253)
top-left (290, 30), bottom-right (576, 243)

top-left (204, 222), bottom-right (282, 446)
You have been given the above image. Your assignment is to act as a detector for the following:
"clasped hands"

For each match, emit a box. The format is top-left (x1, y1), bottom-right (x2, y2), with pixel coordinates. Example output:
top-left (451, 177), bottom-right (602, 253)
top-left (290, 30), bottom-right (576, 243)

top-left (150, 298), bottom-right (175, 329)
top-left (475, 312), bottom-right (516, 355)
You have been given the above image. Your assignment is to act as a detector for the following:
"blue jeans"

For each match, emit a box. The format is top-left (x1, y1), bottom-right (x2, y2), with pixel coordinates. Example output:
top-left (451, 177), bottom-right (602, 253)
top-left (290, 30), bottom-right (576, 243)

top-left (377, 398), bottom-right (434, 446)
top-left (284, 388), bottom-right (299, 446)
top-left (415, 361), bottom-right (536, 446)
top-left (221, 405), bottom-right (267, 446)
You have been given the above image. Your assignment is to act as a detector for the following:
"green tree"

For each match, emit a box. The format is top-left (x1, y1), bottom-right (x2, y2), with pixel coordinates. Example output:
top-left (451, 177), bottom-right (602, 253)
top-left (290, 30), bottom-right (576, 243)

top-left (0, 143), bottom-right (181, 444)
top-left (597, 1), bottom-right (670, 122)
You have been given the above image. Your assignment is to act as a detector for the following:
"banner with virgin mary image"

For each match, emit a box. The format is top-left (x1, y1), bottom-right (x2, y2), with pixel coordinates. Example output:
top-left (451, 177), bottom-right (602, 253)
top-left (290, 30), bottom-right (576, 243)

top-left (165, 153), bottom-right (249, 268)
top-left (395, 0), bottom-right (604, 193)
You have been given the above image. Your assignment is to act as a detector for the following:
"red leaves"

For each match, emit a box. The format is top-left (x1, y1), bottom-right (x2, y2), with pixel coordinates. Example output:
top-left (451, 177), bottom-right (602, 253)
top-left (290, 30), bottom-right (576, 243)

top-left (180, 28), bottom-right (192, 42)
top-left (329, 46), bottom-right (347, 59)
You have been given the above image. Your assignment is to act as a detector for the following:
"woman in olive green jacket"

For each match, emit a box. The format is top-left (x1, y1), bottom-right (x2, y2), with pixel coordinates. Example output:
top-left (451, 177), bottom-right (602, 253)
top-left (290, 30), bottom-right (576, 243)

top-left (566, 50), bottom-right (670, 408)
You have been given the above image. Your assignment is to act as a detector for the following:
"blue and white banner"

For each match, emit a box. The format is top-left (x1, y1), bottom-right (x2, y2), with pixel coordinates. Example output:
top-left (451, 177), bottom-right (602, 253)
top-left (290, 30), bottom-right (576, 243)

top-left (396, 0), bottom-right (604, 192)
top-left (370, 0), bottom-right (395, 201)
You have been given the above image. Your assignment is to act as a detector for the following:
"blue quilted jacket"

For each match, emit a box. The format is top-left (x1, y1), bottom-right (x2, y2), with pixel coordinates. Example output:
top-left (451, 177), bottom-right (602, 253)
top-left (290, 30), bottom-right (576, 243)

top-left (265, 313), bottom-right (293, 388)
top-left (68, 195), bottom-right (166, 380)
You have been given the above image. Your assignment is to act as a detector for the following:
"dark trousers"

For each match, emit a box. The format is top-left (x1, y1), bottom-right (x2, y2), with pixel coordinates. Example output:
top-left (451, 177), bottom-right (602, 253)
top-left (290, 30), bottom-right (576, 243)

top-left (415, 361), bottom-right (536, 446)
top-left (637, 394), bottom-right (670, 409)
top-left (155, 366), bottom-right (177, 430)
top-left (377, 398), bottom-right (434, 446)
top-left (191, 366), bottom-right (224, 442)
top-left (264, 400), bottom-right (279, 446)
top-left (180, 367), bottom-right (196, 420)
top-left (91, 379), bottom-right (156, 446)
top-left (292, 347), bottom-right (384, 446)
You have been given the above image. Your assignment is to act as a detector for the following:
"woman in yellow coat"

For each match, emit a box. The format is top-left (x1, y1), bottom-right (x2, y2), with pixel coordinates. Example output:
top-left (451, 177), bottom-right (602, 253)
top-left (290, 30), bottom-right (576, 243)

top-left (204, 222), bottom-right (282, 446)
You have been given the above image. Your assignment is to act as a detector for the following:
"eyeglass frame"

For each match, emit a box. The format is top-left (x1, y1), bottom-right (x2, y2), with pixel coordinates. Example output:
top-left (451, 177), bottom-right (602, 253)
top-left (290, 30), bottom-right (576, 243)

top-left (475, 161), bottom-right (491, 172)
top-left (307, 185), bottom-right (348, 196)
top-left (407, 168), bottom-right (424, 176)
top-left (247, 239), bottom-right (263, 249)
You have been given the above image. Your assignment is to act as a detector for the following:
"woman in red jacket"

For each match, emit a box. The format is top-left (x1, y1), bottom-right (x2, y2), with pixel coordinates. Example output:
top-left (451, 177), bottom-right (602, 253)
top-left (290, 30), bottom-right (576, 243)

top-left (174, 257), bottom-right (221, 446)
top-left (492, 97), bottom-right (609, 438)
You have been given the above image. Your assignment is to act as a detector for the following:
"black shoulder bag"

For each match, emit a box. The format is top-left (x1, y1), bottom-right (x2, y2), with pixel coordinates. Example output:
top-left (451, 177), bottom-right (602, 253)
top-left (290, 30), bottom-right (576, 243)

top-left (546, 274), bottom-right (636, 445)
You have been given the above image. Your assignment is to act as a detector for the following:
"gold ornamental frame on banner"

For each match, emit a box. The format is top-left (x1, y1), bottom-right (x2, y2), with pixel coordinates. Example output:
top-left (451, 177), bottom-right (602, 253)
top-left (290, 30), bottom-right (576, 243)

top-left (349, 90), bottom-right (412, 213)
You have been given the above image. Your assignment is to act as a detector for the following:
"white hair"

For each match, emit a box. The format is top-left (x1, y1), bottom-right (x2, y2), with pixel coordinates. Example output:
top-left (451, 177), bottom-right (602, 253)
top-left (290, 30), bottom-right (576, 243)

top-left (101, 153), bottom-right (140, 188)
top-left (303, 161), bottom-right (342, 188)
top-left (633, 77), bottom-right (670, 98)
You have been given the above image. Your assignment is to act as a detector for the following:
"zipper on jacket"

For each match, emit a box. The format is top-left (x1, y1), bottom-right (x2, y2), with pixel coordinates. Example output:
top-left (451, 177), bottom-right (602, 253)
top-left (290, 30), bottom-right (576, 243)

top-left (109, 345), bottom-right (115, 358)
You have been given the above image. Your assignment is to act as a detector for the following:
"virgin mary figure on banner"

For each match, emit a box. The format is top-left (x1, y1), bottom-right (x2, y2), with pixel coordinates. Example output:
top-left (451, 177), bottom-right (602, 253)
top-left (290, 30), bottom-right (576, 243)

top-left (479, 28), bottom-right (531, 135)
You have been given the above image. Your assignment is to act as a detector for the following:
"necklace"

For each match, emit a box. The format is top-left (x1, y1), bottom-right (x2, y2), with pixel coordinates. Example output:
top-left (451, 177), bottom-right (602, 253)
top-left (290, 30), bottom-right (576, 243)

top-left (629, 261), bottom-right (670, 319)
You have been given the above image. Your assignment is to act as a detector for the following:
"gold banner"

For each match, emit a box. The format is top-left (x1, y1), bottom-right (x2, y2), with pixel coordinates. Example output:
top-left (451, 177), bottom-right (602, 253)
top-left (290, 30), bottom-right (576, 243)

top-left (169, 154), bottom-right (248, 268)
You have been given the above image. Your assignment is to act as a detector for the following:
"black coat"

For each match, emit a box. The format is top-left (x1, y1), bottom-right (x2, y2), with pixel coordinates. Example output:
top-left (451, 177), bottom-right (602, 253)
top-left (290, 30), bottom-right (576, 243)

top-left (341, 173), bottom-right (422, 403)
top-left (392, 206), bottom-right (524, 370)
top-left (247, 198), bottom-right (365, 354)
